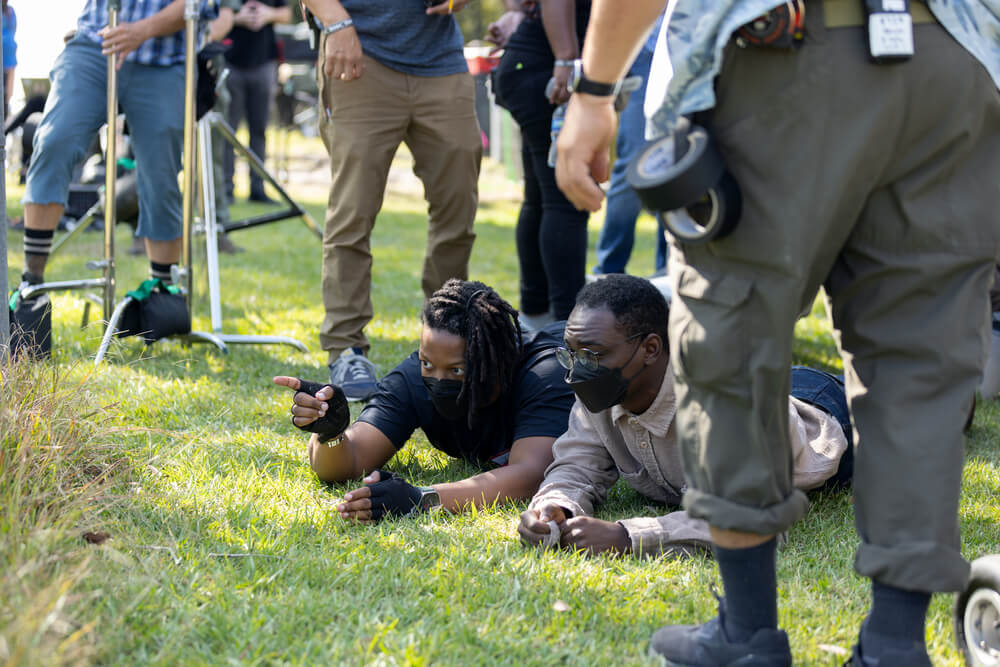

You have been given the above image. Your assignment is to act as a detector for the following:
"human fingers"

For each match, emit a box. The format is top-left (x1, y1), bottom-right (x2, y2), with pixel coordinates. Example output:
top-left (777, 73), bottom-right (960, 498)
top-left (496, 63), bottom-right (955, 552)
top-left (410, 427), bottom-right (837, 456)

top-left (338, 507), bottom-right (373, 522)
top-left (272, 376), bottom-right (303, 390)
top-left (536, 503), bottom-right (567, 525)
top-left (289, 403), bottom-right (324, 427)
top-left (554, 97), bottom-right (615, 211)
top-left (559, 516), bottom-right (587, 548)
top-left (517, 509), bottom-right (549, 545)
top-left (343, 484), bottom-right (373, 502)
top-left (549, 66), bottom-right (571, 105)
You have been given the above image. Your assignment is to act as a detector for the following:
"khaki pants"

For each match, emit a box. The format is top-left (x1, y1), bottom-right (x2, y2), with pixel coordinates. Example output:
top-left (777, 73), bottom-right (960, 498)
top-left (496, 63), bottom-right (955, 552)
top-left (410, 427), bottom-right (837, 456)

top-left (668, 8), bottom-right (1000, 592)
top-left (317, 54), bottom-right (481, 361)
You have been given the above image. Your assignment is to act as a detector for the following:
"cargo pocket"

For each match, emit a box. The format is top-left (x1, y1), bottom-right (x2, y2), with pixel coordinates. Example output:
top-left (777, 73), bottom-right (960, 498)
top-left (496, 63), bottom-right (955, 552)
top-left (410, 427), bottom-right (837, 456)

top-left (671, 263), bottom-right (753, 388)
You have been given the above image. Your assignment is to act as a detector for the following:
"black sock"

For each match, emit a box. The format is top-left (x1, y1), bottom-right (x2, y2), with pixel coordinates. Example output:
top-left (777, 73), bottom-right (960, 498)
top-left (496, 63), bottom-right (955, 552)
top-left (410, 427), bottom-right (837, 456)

top-left (150, 261), bottom-right (173, 284)
top-left (24, 228), bottom-right (54, 278)
top-left (860, 581), bottom-right (930, 656)
top-left (713, 538), bottom-right (778, 642)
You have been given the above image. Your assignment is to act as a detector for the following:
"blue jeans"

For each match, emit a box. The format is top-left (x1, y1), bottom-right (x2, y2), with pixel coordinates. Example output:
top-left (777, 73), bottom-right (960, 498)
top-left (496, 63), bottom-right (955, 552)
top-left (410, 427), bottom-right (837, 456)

top-left (24, 36), bottom-right (184, 241)
top-left (593, 46), bottom-right (667, 275)
top-left (790, 366), bottom-right (854, 489)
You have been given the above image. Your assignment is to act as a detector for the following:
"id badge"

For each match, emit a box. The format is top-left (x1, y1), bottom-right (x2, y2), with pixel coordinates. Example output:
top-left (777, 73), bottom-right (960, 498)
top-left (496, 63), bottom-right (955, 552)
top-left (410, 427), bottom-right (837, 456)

top-left (865, 0), bottom-right (914, 62)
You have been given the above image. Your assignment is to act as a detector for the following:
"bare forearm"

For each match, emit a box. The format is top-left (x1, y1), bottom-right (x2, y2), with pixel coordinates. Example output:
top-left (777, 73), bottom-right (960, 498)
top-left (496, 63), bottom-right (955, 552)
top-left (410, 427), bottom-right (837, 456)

top-left (540, 0), bottom-right (578, 60)
top-left (307, 432), bottom-right (360, 482)
top-left (271, 5), bottom-right (293, 24)
top-left (580, 0), bottom-right (663, 83)
top-left (137, 0), bottom-right (186, 39)
top-left (434, 463), bottom-right (545, 513)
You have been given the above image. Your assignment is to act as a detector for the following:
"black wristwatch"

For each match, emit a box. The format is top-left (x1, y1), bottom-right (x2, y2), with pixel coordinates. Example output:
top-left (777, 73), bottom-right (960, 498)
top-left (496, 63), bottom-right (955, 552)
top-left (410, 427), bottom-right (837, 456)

top-left (412, 486), bottom-right (442, 514)
top-left (569, 59), bottom-right (623, 97)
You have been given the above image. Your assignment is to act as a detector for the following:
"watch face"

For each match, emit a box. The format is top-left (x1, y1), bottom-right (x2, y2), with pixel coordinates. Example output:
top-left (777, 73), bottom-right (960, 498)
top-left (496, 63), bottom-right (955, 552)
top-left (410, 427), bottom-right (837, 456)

top-left (420, 489), bottom-right (441, 511)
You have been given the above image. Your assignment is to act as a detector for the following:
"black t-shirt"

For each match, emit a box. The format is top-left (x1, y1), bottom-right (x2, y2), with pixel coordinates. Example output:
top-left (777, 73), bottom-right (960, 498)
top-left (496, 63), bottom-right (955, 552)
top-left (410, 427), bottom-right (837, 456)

top-left (357, 322), bottom-right (574, 468)
top-left (503, 0), bottom-right (591, 63)
top-left (225, 0), bottom-right (287, 69)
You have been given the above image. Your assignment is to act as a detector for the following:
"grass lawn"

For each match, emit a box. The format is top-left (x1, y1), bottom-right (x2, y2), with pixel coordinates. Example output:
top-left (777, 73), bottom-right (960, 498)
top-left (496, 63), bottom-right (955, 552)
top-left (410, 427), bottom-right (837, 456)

top-left (3, 140), bottom-right (999, 665)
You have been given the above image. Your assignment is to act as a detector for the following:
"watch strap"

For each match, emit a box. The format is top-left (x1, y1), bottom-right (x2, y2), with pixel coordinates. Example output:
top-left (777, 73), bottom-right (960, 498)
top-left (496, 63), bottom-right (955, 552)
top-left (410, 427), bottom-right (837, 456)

top-left (321, 18), bottom-right (354, 35)
top-left (570, 59), bottom-right (622, 97)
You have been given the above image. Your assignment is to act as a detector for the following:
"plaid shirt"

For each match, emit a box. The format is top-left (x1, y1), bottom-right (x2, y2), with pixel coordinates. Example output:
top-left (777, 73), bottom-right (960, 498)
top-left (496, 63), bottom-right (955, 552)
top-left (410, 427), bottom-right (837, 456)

top-left (76, 0), bottom-right (218, 67)
top-left (646, 0), bottom-right (1000, 133)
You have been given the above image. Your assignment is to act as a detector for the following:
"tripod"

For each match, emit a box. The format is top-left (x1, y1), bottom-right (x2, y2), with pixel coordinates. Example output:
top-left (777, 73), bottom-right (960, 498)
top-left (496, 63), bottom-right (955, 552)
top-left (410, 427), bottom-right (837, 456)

top-left (9, 1), bottom-right (229, 364)
top-left (90, 0), bottom-right (316, 362)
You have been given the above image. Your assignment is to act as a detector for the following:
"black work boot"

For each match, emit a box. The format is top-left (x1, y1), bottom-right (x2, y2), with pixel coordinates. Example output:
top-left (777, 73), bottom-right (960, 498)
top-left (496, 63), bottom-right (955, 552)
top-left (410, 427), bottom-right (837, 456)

top-left (649, 598), bottom-right (792, 667)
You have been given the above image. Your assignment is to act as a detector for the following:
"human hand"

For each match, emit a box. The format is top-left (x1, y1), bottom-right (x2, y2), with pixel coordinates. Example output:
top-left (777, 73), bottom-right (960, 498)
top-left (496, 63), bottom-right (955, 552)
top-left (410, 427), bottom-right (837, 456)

top-left (485, 10), bottom-right (524, 52)
top-left (98, 21), bottom-right (151, 69)
top-left (233, 1), bottom-right (261, 30)
top-left (244, 2), bottom-right (275, 31)
top-left (517, 503), bottom-right (567, 548)
top-left (336, 470), bottom-right (423, 523)
top-left (554, 93), bottom-right (617, 211)
top-left (547, 63), bottom-right (572, 105)
top-left (322, 24), bottom-right (364, 81)
top-left (425, 0), bottom-right (472, 15)
top-left (272, 376), bottom-right (350, 441)
top-left (559, 516), bottom-right (631, 556)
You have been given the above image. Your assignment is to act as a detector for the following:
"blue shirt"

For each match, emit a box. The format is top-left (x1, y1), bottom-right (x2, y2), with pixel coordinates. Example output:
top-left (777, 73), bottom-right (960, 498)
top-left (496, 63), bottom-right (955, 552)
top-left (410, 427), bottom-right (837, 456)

top-left (646, 0), bottom-right (1000, 133)
top-left (2, 6), bottom-right (16, 69)
top-left (75, 0), bottom-right (217, 67)
top-left (339, 0), bottom-right (467, 76)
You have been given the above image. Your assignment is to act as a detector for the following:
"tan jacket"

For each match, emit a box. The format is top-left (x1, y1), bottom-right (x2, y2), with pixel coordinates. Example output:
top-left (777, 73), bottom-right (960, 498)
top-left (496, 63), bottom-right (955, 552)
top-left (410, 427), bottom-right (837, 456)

top-left (528, 361), bottom-right (848, 558)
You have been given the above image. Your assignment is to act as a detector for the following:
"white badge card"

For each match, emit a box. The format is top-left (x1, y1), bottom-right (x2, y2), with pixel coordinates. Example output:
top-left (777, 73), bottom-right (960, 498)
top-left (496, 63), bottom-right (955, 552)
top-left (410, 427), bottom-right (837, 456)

top-left (866, 0), bottom-right (915, 61)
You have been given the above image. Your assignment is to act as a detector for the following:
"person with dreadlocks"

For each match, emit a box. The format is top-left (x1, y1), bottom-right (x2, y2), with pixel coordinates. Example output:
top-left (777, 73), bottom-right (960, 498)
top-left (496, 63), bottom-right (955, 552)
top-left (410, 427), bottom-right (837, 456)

top-left (273, 279), bottom-right (575, 521)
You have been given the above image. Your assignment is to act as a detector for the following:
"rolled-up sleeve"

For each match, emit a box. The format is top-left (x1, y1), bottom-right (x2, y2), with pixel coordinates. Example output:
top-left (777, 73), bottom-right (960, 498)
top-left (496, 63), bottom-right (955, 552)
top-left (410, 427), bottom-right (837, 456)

top-left (618, 511), bottom-right (714, 559)
top-left (529, 401), bottom-right (620, 518)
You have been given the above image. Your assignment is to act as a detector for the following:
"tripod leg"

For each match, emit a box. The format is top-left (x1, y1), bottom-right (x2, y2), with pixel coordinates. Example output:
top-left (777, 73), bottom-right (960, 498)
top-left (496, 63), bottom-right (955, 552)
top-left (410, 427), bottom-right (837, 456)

top-left (198, 115), bottom-right (224, 332)
top-left (102, 4), bottom-right (120, 326)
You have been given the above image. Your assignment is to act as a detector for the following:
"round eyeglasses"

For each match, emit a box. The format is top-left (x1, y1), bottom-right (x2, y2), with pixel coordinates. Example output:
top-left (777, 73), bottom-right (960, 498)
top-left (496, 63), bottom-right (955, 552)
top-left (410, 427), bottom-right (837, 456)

top-left (556, 332), bottom-right (647, 373)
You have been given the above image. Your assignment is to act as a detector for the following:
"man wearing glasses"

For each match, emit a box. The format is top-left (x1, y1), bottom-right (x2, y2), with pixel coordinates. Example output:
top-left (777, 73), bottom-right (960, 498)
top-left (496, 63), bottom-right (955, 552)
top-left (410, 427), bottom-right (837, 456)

top-left (518, 274), bottom-right (853, 557)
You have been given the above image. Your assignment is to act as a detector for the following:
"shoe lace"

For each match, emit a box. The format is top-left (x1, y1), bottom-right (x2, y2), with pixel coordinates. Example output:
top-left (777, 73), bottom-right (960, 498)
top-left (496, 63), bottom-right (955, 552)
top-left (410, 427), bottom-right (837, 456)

top-left (333, 354), bottom-right (376, 384)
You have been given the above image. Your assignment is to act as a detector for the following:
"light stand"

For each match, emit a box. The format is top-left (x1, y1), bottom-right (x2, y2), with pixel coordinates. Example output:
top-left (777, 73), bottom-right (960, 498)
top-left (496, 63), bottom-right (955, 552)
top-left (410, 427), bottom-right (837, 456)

top-left (196, 110), bottom-right (307, 351)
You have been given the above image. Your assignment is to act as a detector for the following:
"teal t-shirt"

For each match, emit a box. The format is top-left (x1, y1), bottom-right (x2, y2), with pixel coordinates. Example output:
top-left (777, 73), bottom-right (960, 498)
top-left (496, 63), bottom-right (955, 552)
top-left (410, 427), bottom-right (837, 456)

top-left (342, 0), bottom-right (467, 77)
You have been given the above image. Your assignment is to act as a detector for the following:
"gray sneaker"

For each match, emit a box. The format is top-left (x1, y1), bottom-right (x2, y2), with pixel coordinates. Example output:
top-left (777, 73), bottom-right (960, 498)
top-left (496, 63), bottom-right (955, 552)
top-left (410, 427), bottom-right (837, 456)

top-left (329, 348), bottom-right (379, 402)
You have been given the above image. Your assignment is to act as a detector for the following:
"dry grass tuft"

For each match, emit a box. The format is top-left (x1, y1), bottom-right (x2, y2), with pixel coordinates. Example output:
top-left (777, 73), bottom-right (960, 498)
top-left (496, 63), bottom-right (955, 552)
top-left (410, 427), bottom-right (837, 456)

top-left (0, 358), bottom-right (130, 666)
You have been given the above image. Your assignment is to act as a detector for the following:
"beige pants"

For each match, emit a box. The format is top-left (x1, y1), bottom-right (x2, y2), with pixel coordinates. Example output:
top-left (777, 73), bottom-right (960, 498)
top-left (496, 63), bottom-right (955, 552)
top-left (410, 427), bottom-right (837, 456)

top-left (668, 7), bottom-right (1000, 592)
top-left (317, 54), bottom-right (482, 361)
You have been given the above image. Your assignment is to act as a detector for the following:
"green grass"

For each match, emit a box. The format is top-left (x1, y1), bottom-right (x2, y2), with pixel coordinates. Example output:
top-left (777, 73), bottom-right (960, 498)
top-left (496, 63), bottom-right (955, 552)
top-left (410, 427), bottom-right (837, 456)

top-left (3, 144), bottom-right (999, 665)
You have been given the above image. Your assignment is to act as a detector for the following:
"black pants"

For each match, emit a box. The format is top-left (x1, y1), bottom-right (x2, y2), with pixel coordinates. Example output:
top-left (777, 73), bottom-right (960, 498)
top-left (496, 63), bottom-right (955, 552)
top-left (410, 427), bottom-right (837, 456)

top-left (224, 60), bottom-right (277, 198)
top-left (495, 50), bottom-right (588, 320)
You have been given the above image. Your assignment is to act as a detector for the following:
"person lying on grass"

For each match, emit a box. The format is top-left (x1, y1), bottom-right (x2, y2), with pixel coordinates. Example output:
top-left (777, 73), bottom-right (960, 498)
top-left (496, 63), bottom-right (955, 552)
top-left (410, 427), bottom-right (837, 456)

top-left (517, 274), bottom-right (853, 557)
top-left (274, 279), bottom-right (575, 522)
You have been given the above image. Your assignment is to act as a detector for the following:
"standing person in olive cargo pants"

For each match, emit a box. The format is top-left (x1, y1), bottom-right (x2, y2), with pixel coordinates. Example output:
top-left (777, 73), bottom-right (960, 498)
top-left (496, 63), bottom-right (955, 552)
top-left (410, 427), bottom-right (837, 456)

top-left (555, 0), bottom-right (1000, 663)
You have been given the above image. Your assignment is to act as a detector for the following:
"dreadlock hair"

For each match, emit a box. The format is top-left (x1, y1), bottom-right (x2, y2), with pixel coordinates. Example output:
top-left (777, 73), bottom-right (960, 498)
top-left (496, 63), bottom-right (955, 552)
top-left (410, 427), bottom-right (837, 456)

top-left (421, 279), bottom-right (523, 427)
top-left (574, 274), bottom-right (670, 341)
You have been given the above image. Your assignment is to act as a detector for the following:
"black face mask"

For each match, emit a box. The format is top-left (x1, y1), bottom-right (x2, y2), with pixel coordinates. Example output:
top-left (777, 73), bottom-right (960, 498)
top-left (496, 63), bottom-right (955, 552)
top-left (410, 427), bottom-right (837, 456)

top-left (422, 377), bottom-right (468, 421)
top-left (565, 342), bottom-right (645, 413)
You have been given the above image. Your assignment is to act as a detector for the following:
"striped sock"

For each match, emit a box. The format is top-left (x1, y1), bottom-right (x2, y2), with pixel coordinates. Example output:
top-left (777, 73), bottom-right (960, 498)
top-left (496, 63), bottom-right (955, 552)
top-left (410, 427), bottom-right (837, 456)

top-left (24, 228), bottom-right (55, 277)
top-left (150, 261), bottom-right (174, 284)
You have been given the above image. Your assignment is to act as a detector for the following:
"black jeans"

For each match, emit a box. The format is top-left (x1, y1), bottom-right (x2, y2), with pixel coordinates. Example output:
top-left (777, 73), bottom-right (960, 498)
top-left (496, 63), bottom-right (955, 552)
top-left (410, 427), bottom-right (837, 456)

top-left (494, 46), bottom-right (588, 319)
